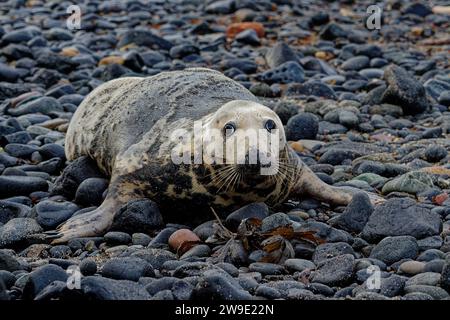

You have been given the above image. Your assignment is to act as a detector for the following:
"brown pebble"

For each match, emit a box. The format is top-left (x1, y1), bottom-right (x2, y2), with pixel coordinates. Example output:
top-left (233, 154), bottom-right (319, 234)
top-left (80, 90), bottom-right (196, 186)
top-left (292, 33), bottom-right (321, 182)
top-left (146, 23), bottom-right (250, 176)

top-left (168, 229), bottom-right (201, 254)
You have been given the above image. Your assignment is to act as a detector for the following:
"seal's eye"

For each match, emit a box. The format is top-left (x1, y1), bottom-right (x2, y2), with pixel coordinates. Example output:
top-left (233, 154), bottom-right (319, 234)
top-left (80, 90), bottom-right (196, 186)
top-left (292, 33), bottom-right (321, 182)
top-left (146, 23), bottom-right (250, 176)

top-left (265, 119), bottom-right (276, 132)
top-left (223, 122), bottom-right (236, 136)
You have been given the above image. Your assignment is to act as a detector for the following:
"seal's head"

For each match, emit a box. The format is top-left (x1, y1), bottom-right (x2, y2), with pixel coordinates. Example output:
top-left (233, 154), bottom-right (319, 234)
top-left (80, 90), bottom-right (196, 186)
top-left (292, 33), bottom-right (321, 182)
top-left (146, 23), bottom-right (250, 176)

top-left (201, 100), bottom-right (289, 191)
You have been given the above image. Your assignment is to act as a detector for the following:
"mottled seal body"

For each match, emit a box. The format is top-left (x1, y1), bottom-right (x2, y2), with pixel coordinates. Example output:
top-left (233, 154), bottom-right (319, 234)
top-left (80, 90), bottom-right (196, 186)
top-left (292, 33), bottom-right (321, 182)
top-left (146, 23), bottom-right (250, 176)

top-left (50, 68), bottom-right (364, 243)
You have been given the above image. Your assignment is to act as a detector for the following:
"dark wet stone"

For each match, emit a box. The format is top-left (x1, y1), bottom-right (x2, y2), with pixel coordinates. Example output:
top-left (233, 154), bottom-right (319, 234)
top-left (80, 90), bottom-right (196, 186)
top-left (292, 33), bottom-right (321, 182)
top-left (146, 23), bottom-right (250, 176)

top-left (0, 249), bottom-right (21, 272)
top-left (111, 199), bottom-right (163, 234)
top-left (257, 61), bottom-right (304, 84)
top-left (117, 29), bottom-right (173, 50)
top-left (148, 227), bottom-right (177, 247)
top-left (80, 276), bottom-right (151, 300)
top-left (225, 202), bottom-right (268, 232)
top-left (1, 131), bottom-right (30, 146)
top-left (222, 58), bottom-right (257, 74)
top-left (235, 29), bottom-right (260, 46)
top-left (261, 212), bottom-right (291, 232)
top-left (438, 91), bottom-right (450, 106)
top-left (7, 97), bottom-right (62, 116)
top-left (205, 0), bottom-right (235, 14)
top-left (104, 232), bottom-right (132, 246)
top-left (285, 81), bottom-right (337, 99)
top-left (0, 200), bottom-right (31, 224)
top-left (403, 285), bottom-right (449, 300)
top-left (33, 200), bottom-right (79, 229)
top-left (0, 218), bottom-right (43, 248)
top-left (403, 3), bottom-right (432, 17)
top-left (362, 198), bottom-right (442, 242)
top-left (132, 233), bottom-right (152, 246)
top-left (102, 257), bottom-right (155, 281)
top-left (192, 272), bottom-right (252, 300)
top-left (370, 236), bottom-right (419, 265)
top-left (130, 248), bottom-right (177, 270)
top-left (381, 65), bottom-right (429, 115)
top-left (341, 56), bottom-right (370, 71)
top-left (331, 192), bottom-right (374, 233)
top-left (0, 63), bottom-right (20, 82)
top-left (0, 270), bottom-right (16, 289)
top-left (424, 145), bottom-right (447, 162)
top-left (74, 178), bottom-right (108, 207)
top-left (4, 144), bottom-right (39, 158)
top-left (312, 242), bottom-right (355, 265)
top-left (23, 264), bottom-right (67, 299)
top-left (249, 262), bottom-right (286, 276)
top-left (310, 254), bottom-right (355, 287)
top-left (169, 44), bottom-right (199, 59)
top-left (319, 22), bottom-right (347, 40)
top-left (424, 79), bottom-right (450, 101)
top-left (50, 156), bottom-right (104, 198)
top-left (265, 42), bottom-right (299, 68)
top-left (48, 245), bottom-right (72, 259)
top-left (79, 258), bottom-right (97, 276)
top-left (286, 112), bottom-right (319, 140)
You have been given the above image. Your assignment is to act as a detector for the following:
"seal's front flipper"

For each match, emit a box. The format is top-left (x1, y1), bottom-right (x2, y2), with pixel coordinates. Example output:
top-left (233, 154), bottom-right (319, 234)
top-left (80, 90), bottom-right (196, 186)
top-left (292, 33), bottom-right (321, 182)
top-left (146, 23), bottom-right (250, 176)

top-left (294, 166), bottom-right (384, 206)
top-left (45, 198), bottom-right (117, 244)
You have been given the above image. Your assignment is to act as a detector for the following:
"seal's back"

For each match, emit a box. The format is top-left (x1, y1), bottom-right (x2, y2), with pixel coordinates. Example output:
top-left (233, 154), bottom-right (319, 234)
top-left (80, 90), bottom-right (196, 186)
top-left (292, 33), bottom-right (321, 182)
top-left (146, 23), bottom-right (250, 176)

top-left (65, 68), bottom-right (258, 174)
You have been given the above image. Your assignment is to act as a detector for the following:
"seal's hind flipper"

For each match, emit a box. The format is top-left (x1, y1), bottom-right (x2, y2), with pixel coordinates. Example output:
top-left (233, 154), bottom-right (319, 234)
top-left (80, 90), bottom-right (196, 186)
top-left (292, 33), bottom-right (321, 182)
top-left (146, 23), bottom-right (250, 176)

top-left (47, 199), bottom-right (117, 244)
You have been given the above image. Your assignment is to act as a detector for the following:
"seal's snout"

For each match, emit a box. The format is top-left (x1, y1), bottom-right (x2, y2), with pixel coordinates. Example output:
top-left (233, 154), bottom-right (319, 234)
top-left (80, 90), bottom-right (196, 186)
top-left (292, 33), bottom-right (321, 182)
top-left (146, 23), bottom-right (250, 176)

top-left (236, 150), bottom-right (272, 175)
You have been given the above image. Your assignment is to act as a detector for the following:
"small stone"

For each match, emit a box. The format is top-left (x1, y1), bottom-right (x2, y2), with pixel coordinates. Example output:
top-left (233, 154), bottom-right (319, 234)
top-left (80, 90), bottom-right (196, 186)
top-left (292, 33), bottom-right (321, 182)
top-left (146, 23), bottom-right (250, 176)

top-left (399, 261), bottom-right (426, 275)
top-left (369, 236), bottom-right (419, 265)
top-left (50, 156), bottom-right (104, 198)
top-left (249, 262), bottom-right (286, 276)
top-left (131, 248), bottom-right (177, 270)
top-left (23, 264), bottom-right (68, 299)
top-left (132, 233), bottom-right (152, 246)
top-left (0, 176), bottom-right (48, 198)
top-left (382, 171), bottom-right (434, 196)
top-left (265, 42), bottom-right (299, 68)
top-left (168, 229), bottom-right (201, 254)
top-left (8, 97), bottom-right (63, 117)
top-left (406, 272), bottom-right (441, 287)
top-left (285, 81), bottom-right (337, 99)
top-left (284, 259), bottom-right (316, 272)
top-left (80, 276), bottom-right (151, 300)
top-left (0, 200), bottom-right (31, 224)
top-left (104, 232), bottom-right (132, 245)
top-left (319, 22), bottom-right (347, 40)
top-left (0, 249), bottom-right (21, 272)
top-left (169, 44), bottom-right (199, 59)
top-left (33, 200), bottom-right (79, 229)
top-left (331, 192), bottom-right (373, 233)
top-left (310, 254), bottom-right (355, 287)
top-left (424, 145), bottom-right (447, 163)
top-left (286, 113), bottom-right (319, 141)
top-left (111, 199), bottom-right (163, 234)
top-left (341, 56), bottom-right (370, 71)
top-left (381, 65), bottom-right (429, 115)
top-left (0, 218), bottom-right (43, 248)
top-left (102, 257), bottom-right (154, 281)
top-left (312, 242), bottom-right (355, 265)
top-left (362, 198), bottom-right (442, 242)
top-left (193, 272), bottom-right (252, 300)
top-left (338, 110), bottom-right (359, 128)
top-left (74, 178), bottom-right (109, 207)
top-left (257, 61), bottom-right (304, 84)
top-left (403, 285), bottom-right (449, 300)
top-left (225, 202), bottom-right (268, 232)
top-left (261, 212), bottom-right (291, 232)
top-left (235, 29), bottom-right (260, 46)
top-left (79, 258), bottom-right (97, 276)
